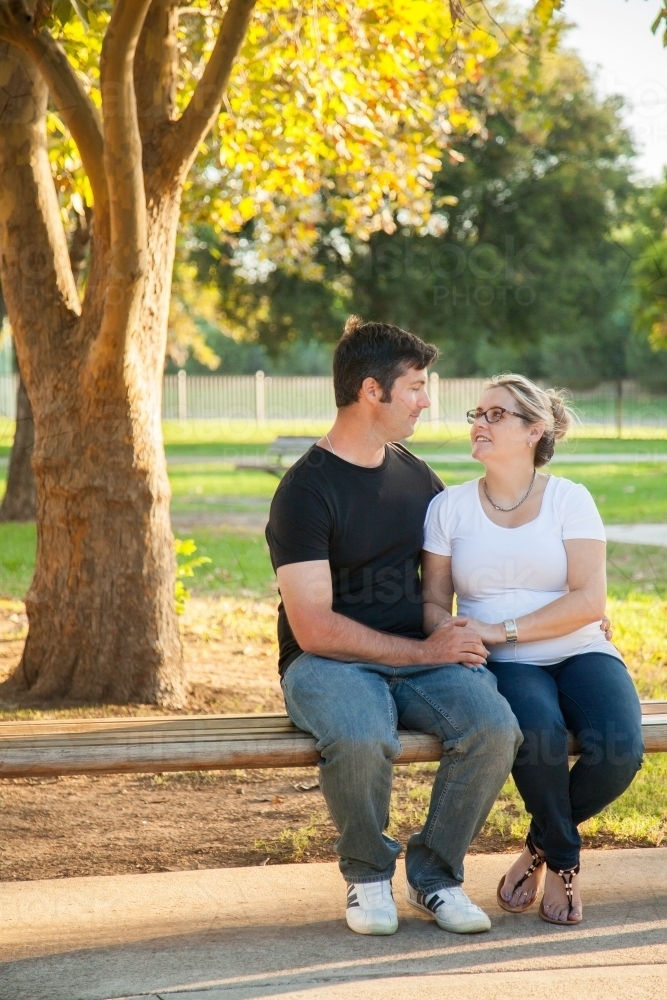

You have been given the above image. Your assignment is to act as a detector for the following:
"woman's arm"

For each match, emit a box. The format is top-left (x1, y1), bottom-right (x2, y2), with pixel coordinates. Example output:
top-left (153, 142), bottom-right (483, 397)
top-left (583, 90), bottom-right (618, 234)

top-left (469, 538), bottom-right (608, 646)
top-left (421, 550), bottom-right (455, 635)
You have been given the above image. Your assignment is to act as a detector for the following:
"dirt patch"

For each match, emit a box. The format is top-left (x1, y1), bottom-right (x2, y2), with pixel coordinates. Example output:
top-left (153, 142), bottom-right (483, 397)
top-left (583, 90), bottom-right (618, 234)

top-left (0, 599), bottom-right (658, 882)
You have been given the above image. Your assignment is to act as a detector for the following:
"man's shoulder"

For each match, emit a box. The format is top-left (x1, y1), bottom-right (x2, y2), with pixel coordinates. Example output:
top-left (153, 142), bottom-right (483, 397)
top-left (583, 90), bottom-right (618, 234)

top-left (275, 446), bottom-right (328, 491)
top-left (388, 442), bottom-right (443, 485)
top-left (388, 441), bottom-right (425, 465)
top-left (270, 448), bottom-right (331, 517)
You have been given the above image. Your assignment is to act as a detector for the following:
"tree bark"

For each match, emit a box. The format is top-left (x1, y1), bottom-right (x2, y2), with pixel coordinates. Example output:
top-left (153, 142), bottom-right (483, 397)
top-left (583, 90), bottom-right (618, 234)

top-left (0, 375), bottom-right (36, 522)
top-left (0, 208), bottom-right (90, 526)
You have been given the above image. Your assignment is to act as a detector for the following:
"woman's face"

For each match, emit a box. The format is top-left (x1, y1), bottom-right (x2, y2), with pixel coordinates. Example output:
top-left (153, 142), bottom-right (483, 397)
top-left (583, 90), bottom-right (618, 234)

top-left (469, 387), bottom-right (544, 468)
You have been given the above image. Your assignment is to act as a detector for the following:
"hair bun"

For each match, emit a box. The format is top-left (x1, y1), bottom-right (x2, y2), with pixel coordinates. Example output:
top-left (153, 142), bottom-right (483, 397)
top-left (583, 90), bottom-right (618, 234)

top-left (546, 389), bottom-right (572, 441)
top-left (343, 314), bottom-right (364, 336)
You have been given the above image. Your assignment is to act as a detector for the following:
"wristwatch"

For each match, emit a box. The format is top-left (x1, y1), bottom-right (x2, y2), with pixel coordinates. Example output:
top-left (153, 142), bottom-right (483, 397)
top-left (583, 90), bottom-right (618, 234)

top-left (503, 618), bottom-right (518, 643)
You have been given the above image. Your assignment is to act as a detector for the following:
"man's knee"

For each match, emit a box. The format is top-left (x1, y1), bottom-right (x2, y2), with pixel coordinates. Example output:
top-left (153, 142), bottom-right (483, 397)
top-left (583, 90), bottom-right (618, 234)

top-left (319, 725), bottom-right (401, 765)
top-left (468, 684), bottom-right (523, 760)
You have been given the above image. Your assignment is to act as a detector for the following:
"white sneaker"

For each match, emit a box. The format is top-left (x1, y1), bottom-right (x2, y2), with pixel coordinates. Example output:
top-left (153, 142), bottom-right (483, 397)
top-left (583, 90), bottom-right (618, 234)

top-left (406, 882), bottom-right (491, 933)
top-left (345, 880), bottom-right (399, 935)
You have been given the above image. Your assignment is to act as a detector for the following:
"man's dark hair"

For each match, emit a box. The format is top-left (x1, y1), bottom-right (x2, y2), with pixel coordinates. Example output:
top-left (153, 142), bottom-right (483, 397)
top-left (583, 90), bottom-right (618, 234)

top-left (333, 316), bottom-right (438, 408)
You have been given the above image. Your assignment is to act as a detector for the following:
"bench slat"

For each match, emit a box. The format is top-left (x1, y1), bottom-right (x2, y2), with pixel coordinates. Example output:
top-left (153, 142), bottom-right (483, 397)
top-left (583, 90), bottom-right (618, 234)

top-left (4, 701), bottom-right (663, 737)
top-left (0, 713), bottom-right (664, 779)
top-left (0, 714), bottom-right (297, 738)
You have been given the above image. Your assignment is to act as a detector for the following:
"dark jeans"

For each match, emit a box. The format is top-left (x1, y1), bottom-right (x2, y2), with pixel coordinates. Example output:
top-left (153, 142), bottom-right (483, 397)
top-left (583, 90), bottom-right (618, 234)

top-left (488, 652), bottom-right (644, 870)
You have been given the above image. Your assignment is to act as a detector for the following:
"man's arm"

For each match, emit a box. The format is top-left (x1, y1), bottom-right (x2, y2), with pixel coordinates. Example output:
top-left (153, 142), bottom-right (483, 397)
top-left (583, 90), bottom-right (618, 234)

top-left (277, 560), bottom-right (489, 668)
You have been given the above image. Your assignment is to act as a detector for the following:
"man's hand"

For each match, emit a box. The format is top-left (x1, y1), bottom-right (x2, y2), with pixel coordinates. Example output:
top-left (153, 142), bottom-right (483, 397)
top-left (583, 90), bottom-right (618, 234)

top-left (421, 617), bottom-right (489, 668)
top-left (601, 615), bottom-right (612, 641)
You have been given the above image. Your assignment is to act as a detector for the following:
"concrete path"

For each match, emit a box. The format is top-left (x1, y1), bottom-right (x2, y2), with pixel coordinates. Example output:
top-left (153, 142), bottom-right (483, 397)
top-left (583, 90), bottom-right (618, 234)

top-left (605, 524), bottom-right (667, 547)
top-left (1, 849), bottom-right (665, 1000)
top-left (417, 453), bottom-right (667, 465)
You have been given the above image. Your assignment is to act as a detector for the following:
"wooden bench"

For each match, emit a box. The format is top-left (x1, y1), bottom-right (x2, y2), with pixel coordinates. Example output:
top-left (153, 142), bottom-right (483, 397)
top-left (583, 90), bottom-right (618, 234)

top-left (234, 436), bottom-right (319, 477)
top-left (1, 702), bottom-right (665, 779)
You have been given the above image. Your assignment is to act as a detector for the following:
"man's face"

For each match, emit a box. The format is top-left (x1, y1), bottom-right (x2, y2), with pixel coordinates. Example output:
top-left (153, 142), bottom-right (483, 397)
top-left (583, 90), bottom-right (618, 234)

top-left (376, 366), bottom-right (431, 440)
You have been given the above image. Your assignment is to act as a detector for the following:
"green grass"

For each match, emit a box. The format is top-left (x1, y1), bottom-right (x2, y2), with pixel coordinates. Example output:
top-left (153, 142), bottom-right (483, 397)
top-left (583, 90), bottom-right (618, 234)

top-left (607, 543), bottom-right (667, 599)
top-left (426, 460), bottom-right (667, 524)
top-left (0, 451), bottom-right (665, 601)
top-left (411, 438), bottom-right (667, 456)
top-left (0, 523), bottom-right (36, 599)
top-left (184, 529), bottom-right (275, 596)
top-left (169, 465), bottom-right (277, 504)
top-left (483, 753), bottom-right (667, 847)
top-left (0, 442), bottom-right (664, 850)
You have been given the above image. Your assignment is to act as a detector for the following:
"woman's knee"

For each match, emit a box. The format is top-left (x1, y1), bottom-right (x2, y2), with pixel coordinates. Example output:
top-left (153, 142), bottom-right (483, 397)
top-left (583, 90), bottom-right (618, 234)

top-left (577, 718), bottom-right (644, 776)
top-left (513, 712), bottom-right (570, 769)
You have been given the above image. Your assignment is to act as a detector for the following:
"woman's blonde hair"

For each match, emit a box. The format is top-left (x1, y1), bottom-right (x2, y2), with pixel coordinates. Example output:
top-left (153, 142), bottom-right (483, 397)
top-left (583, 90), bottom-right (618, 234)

top-left (483, 373), bottom-right (573, 468)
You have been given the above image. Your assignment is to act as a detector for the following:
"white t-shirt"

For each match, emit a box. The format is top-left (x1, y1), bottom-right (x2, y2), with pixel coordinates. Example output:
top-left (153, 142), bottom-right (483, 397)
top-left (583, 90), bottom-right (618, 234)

top-left (422, 476), bottom-right (621, 665)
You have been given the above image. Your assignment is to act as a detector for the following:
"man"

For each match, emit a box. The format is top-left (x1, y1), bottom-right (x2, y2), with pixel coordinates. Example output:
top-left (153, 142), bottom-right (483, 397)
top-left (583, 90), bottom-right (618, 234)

top-left (265, 316), bottom-right (522, 936)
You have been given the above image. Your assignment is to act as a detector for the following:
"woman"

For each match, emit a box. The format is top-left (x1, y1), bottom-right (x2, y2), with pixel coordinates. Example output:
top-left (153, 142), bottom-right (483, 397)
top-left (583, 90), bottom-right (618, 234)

top-left (421, 373), bottom-right (644, 925)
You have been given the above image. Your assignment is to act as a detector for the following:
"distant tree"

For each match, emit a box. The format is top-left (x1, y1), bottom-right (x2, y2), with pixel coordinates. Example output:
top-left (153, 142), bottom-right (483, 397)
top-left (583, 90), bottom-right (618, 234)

top-left (185, 44), bottom-right (639, 386)
top-left (626, 180), bottom-right (667, 392)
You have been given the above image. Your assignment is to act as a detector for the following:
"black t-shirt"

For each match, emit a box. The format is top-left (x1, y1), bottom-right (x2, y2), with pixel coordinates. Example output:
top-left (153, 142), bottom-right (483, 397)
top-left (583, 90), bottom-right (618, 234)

top-left (265, 443), bottom-right (444, 675)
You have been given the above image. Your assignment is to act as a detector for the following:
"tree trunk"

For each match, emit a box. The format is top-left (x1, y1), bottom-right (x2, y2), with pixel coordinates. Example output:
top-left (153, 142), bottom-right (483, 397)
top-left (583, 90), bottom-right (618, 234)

top-left (0, 375), bottom-right (36, 522)
top-left (0, 39), bottom-right (186, 705)
top-left (0, 0), bottom-right (255, 706)
top-left (17, 190), bottom-right (185, 704)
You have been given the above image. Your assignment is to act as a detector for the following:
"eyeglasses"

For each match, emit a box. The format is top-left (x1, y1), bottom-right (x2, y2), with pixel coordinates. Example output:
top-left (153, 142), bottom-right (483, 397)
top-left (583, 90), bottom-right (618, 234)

top-left (466, 406), bottom-right (527, 425)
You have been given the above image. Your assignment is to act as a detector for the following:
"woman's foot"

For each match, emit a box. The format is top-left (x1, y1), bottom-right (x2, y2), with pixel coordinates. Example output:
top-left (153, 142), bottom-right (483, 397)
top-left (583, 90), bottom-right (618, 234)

top-left (540, 867), bottom-right (583, 923)
top-left (499, 843), bottom-right (546, 909)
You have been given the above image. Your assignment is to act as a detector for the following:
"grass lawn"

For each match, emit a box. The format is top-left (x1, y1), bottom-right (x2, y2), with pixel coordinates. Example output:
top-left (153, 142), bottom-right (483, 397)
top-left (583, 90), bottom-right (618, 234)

top-left (0, 438), bottom-right (665, 850)
top-left (0, 450), bottom-right (666, 600)
top-left (428, 461), bottom-right (667, 523)
top-left (161, 421), bottom-right (667, 455)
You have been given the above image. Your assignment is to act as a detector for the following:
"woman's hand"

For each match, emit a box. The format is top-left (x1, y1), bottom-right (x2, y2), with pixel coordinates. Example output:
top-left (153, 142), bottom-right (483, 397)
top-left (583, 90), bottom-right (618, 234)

top-left (464, 618), bottom-right (506, 646)
top-left (601, 615), bottom-right (612, 641)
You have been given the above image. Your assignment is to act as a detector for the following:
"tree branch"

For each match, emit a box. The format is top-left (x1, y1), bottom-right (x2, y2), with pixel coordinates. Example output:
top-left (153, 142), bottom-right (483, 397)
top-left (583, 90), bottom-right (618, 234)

top-left (135, 0), bottom-right (179, 141)
top-left (0, 0), bottom-right (108, 213)
top-left (90, 0), bottom-right (152, 377)
top-left (0, 40), bottom-right (80, 384)
top-left (165, 0), bottom-right (257, 178)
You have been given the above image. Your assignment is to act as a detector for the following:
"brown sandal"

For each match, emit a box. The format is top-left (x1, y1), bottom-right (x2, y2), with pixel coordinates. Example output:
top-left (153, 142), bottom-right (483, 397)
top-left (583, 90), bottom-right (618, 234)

top-left (539, 862), bottom-right (582, 925)
top-left (496, 833), bottom-right (545, 913)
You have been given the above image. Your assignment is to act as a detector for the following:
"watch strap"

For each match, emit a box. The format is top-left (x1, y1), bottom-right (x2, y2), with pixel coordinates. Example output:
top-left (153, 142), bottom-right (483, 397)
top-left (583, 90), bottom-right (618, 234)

top-left (503, 618), bottom-right (518, 643)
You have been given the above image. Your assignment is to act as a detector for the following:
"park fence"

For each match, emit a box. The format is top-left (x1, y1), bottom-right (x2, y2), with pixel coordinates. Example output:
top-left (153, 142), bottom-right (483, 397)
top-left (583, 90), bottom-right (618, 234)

top-left (0, 373), bottom-right (664, 434)
top-left (162, 372), bottom-right (667, 434)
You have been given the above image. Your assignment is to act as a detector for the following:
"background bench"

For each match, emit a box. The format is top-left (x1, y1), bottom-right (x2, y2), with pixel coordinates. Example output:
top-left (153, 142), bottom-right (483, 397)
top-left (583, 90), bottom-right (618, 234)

top-left (234, 436), bottom-right (319, 477)
top-left (1, 702), bottom-right (665, 779)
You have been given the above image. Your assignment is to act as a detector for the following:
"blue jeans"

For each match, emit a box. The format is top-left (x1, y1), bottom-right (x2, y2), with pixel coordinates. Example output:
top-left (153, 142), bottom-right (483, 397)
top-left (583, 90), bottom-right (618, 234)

top-left (488, 653), bottom-right (644, 871)
top-left (282, 654), bottom-right (522, 892)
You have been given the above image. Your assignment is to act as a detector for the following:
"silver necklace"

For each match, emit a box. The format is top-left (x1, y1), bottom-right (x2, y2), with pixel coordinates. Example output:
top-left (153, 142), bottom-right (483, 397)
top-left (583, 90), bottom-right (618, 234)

top-left (326, 433), bottom-right (337, 457)
top-left (483, 470), bottom-right (536, 512)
